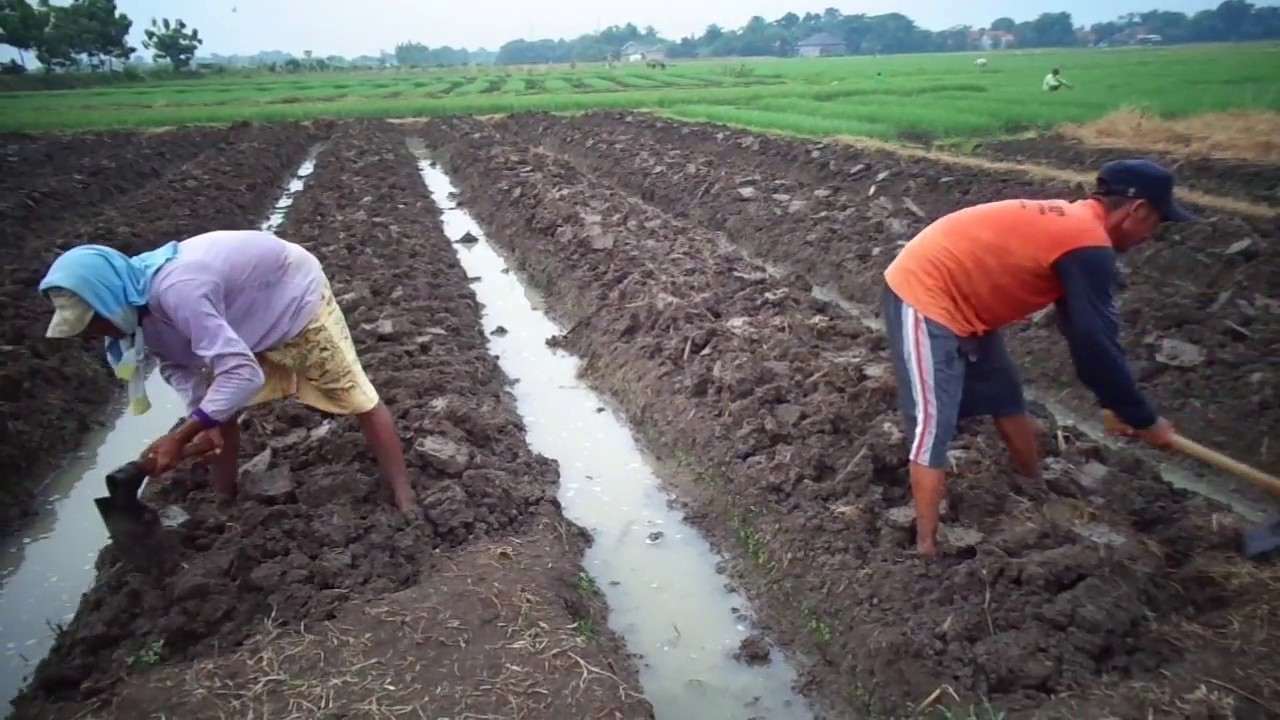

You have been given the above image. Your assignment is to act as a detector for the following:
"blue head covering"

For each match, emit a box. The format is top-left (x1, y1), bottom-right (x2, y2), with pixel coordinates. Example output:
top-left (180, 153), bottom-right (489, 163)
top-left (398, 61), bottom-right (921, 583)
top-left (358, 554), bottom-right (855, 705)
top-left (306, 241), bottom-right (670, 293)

top-left (38, 241), bottom-right (179, 413)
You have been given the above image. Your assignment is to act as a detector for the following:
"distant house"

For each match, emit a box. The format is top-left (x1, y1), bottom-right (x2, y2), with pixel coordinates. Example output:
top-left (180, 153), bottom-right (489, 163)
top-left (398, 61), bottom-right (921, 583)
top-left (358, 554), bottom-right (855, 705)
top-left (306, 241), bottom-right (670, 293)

top-left (620, 41), bottom-right (666, 62)
top-left (796, 32), bottom-right (846, 58)
top-left (979, 30), bottom-right (1016, 51)
top-left (1104, 27), bottom-right (1163, 46)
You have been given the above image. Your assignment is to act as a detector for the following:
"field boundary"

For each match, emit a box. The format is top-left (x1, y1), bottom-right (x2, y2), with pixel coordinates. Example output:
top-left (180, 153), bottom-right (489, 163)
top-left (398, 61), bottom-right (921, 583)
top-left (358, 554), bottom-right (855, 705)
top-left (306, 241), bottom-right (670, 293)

top-left (834, 135), bottom-right (1279, 218)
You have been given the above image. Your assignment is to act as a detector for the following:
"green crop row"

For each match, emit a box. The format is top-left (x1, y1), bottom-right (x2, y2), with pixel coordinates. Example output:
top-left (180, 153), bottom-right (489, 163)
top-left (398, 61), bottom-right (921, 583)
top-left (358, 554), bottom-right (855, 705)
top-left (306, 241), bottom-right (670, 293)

top-left (1, 43), bottom-right (1275, 136)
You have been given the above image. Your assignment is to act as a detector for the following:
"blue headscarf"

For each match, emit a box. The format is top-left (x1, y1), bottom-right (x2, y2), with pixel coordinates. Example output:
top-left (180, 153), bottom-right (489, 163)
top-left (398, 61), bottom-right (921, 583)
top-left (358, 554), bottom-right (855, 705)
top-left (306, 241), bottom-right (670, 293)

top-left (39, 242), bottom-right (179, 413)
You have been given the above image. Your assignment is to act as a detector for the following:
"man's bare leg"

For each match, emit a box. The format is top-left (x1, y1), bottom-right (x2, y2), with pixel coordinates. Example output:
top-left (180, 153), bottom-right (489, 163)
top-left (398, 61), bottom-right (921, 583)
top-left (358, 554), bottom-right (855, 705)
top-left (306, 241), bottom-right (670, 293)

top-left (995, 413), bottom-right (1040, 479)
top-left (910, 462), bottom-right (947, 557)
top-left (357, 402), bottom-right (418, 514)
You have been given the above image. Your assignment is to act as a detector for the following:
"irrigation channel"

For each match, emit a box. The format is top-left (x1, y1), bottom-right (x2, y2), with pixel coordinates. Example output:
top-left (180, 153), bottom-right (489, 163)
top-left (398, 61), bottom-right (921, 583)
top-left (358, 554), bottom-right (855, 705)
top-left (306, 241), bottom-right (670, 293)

top-left (412, 142), bottom-right (813, 719)
top-left (0, 153), bottom-right (319, 709)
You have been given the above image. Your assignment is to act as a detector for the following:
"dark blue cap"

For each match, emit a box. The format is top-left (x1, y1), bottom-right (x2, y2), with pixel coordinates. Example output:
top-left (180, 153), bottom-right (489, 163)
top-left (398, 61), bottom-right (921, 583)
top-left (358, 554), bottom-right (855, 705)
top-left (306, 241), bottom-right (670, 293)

top-left (1096, 159), bottom-right (1194, 223)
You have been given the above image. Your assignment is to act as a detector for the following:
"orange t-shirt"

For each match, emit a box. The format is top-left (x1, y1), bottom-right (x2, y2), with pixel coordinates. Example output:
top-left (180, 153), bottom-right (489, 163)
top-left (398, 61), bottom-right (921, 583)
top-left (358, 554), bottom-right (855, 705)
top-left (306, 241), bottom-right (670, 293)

top-left (884, 198), bottom-right (1113, 336)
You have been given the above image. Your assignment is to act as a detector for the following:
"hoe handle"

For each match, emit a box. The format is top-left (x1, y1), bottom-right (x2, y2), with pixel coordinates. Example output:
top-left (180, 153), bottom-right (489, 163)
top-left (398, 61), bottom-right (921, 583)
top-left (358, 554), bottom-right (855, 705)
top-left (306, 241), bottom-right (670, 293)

top-left (1103, 411), bottom-right (1280, 498)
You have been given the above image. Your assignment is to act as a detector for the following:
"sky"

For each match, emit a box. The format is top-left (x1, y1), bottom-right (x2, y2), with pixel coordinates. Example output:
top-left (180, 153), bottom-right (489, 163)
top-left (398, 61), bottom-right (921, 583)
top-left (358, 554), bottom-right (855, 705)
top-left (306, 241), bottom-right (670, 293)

top-left (3, 1), bottom-right (1247, 59)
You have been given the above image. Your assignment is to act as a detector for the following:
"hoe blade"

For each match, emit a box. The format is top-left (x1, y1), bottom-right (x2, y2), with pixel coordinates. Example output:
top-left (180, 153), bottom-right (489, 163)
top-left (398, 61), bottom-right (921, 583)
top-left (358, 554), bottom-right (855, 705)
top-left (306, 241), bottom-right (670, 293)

top-left (1241, 513), bottom-right (1280, 559)
top-left (94, 495), bottom-right (161, 551)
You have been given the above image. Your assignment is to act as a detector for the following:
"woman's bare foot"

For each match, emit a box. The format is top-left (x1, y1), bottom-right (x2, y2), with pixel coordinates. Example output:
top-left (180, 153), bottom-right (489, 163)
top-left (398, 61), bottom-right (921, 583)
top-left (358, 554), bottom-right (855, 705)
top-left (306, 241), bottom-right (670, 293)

top-left (393, 488), bottom-right (421, 518)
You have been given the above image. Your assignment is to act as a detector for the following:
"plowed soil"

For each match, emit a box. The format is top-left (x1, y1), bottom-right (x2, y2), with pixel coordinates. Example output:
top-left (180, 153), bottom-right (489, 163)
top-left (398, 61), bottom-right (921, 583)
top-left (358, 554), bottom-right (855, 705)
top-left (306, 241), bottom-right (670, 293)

top-left (0, 123), bottom-right (321, 537)
top-left (975, 135), bottom-right (1280, 207)
top-left (11, 121), bottom-right (650, 720)
top-left (503, 111), bottom-right (1280, 496)
top-left (423, 114), bottom-right (1280, 719)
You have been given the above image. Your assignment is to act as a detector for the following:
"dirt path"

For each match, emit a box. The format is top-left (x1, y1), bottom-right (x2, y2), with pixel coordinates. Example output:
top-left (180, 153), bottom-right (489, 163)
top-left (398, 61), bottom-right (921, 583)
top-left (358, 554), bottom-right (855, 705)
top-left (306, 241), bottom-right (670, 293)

top-left (975, 135), bottom-right (1280, 207)
top-left (10, 120), bottom-right (651, 720)
top-left (0, 123), bottom-right (321, 538)
top-left (423, 115), bottom-right (1280, 719)
top-left (504, 110), bottom-right (1280, 499)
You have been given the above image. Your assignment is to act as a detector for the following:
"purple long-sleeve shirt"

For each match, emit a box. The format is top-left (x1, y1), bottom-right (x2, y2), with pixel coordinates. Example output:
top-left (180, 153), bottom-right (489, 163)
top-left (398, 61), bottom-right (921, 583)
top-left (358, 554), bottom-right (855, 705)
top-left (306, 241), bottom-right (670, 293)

top-left (143, 230), bottom-right (325, 427)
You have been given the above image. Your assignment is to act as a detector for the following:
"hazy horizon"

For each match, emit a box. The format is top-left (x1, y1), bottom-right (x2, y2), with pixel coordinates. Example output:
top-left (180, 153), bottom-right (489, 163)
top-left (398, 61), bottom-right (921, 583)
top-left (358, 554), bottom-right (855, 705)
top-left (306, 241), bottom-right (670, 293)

top-left (0, 0), bottom-right (1253, 60)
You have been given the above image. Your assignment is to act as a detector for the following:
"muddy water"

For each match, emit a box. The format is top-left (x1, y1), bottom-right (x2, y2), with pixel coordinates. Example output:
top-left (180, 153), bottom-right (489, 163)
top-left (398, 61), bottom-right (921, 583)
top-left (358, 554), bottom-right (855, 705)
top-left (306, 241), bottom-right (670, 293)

top-left (414, 150), bottom-right (813, 719)
top-left (0, 152), bottom-right (320, 710)
top-left (0, 374), bottom-right (183, 705)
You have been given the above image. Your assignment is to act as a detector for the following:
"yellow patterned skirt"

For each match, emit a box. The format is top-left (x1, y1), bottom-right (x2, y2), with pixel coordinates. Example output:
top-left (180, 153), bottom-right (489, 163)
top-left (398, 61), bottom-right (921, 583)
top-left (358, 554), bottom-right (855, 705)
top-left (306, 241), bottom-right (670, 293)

top-left (249, 284), bottom-right (380, 416)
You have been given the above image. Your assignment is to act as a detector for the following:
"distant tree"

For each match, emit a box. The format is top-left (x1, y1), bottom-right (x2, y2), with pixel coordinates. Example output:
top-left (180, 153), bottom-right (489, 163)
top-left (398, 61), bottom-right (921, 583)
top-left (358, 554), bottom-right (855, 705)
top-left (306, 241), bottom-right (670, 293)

top-left (1090, 20), bottom-right (1123, 43)
top-left (141, 16), bottom-right (201, 69)
top-left (75, 0), bottom-right (133, 70)
top-left (775, 12), bottom-right (800, 30)
top-left (1214, 0), bottom-right (1254, 40)
top-left (1014, 11), bottom-right (1077, 47)
top-left (92, 0), bottom-right (1278, 72)
top-left (0, 0), bottom-right (43, 67)
top-left (939, 25), bottom-right (972, 52)
top-left (990, 17), bottom-right (1017, 33)
top-left (32, 0), bottom-right (76, 71)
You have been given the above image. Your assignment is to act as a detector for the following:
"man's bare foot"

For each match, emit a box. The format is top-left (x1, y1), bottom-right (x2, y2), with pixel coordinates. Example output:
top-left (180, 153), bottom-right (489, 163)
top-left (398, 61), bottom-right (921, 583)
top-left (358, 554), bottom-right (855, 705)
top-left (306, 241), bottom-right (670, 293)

top-left (916, 541), bottom-right (939, 558)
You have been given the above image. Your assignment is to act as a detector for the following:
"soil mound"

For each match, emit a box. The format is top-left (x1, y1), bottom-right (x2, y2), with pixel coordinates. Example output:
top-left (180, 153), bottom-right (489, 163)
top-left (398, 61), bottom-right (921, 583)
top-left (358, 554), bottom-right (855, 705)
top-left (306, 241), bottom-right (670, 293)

top-left (12, 121), bottom-right (557, 717)
top-left (505, 110), bottom-right (1280, 495)
top-left (423, 114), bottom-right (1280, 718)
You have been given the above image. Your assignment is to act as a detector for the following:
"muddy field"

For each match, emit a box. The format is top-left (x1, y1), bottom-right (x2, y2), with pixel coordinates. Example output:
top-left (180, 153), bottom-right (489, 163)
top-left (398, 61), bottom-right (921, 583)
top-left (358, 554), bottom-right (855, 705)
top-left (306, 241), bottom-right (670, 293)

top-left (423, 114), bottom-right (1280, 718)
top-left (10, 110), bottom-right (1278, 719)
top-left (505, 111), bottom-right (1280, 495)
top-left (975, 135), bottom-right (1280, 207)
top-left (0, 123), bottom-right (321, 536)
top-left (11, 122), bottom-right (650, 719)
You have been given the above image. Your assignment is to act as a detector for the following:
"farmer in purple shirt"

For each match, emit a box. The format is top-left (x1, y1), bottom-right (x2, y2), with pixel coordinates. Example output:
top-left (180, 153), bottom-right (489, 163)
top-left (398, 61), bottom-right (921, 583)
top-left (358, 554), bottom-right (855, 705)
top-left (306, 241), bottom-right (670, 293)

top-left (38, 230), bottom-right (419, 515)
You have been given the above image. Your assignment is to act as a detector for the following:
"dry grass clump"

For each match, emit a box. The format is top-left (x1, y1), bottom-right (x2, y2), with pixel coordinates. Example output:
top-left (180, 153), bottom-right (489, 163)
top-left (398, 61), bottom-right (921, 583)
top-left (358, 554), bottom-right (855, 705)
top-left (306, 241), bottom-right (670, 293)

top-left (1061, 107), bottom-right (1280, 164)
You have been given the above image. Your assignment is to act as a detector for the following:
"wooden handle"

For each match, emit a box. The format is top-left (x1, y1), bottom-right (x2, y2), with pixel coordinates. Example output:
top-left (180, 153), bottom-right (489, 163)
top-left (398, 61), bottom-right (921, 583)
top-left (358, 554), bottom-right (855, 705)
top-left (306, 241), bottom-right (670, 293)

top-left (1103, 411), bottom-right (1280, 498)
top-left (1170, 436), bottom-right (1280, 498)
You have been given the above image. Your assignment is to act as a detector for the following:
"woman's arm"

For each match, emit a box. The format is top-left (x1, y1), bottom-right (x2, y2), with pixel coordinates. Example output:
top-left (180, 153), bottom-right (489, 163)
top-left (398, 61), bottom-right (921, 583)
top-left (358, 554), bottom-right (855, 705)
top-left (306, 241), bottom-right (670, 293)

top-left (162, 279), bottom-right (265, 429)
top-left (158, 361), bottom-right (208, 413)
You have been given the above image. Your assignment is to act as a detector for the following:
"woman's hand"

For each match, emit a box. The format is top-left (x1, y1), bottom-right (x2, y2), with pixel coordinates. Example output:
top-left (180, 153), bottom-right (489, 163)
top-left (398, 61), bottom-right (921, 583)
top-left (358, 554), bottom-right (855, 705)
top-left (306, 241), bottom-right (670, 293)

top-left (140, 425), bottom-right (223, 477)
top-left (145, 433), bottom-right (186, 476)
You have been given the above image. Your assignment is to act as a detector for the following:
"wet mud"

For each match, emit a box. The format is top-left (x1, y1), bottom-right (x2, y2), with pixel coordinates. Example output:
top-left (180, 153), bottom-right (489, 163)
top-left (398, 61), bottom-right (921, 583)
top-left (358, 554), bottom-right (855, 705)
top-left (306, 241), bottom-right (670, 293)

top-left (1, 126), bottom-right (233, 243)
top-left (505, 111), bottom-right (1280, 494)
top-left (0, 123), bottom-right (321, 538)
top-left (12, 121), bottom-right (650, 719)
top-left (424, 114), bottom-right (1280, 718)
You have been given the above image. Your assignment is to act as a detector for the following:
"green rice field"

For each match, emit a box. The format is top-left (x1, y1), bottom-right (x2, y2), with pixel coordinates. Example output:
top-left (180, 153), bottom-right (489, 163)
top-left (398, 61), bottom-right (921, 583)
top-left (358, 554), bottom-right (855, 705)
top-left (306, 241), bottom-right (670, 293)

top-left (1, 42), bottom-right (1276, 138)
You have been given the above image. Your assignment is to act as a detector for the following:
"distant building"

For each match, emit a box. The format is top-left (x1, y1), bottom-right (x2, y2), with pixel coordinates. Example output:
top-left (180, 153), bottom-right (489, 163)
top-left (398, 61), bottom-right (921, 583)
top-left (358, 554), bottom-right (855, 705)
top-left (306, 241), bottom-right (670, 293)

top-left (620, 41), bottom-right (666, 62)
top-left (1103, 27), bottom-right (1163, 46)
top-left (796, 32), bottom-right (846, 57)
top-left (978, 30), bottom-right (1016, 51)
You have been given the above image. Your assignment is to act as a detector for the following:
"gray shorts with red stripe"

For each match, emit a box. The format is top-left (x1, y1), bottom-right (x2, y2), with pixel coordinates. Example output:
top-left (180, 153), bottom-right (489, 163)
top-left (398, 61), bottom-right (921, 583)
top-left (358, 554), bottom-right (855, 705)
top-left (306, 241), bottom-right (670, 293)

top-left (882, 285), bottom-right (1027, 469)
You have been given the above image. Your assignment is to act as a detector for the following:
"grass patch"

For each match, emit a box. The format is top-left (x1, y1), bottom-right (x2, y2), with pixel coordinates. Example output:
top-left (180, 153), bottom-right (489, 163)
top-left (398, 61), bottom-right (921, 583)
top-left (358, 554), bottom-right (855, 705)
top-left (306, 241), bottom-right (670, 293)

top-left (128, 639), bottom-right (165, 669)
top-left (579, 75), bottom-right (620, 91)
top-left (2, 43), bottom-right (1277, 138)
top-left (575, 571), bottom-right (598, 595)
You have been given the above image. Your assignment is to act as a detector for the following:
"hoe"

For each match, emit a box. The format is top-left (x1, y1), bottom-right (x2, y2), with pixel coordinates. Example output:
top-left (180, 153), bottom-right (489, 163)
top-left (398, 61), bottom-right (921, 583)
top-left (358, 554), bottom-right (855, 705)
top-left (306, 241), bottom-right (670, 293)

top-left (1104, 411), bottom-right (1280, 558)
top-left (94, 428), bottom-right (220, 553)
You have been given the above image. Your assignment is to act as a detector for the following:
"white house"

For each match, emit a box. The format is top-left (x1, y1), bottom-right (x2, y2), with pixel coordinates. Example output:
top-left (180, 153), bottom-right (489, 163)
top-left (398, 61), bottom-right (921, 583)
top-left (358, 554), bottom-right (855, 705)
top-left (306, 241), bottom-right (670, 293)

top-left (796, 32), bottom-right (846, 58)
top-left (620, 41), bottom-right (666, 62)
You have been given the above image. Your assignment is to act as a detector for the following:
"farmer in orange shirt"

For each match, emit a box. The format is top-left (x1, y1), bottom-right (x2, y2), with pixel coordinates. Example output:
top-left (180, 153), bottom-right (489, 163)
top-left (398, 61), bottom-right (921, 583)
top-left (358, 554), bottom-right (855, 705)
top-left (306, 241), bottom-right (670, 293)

top-left (883, 160), bottom-right (1194, 557)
